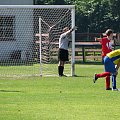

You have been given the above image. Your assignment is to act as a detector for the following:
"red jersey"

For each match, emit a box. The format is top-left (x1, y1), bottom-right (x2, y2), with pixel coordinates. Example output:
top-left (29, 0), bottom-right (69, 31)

top-left (100, 37), bottom-right (112, 57)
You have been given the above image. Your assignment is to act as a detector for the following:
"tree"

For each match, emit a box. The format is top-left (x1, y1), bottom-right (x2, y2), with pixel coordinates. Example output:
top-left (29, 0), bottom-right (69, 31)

top-left (35, 0), bottom-right (120, 33)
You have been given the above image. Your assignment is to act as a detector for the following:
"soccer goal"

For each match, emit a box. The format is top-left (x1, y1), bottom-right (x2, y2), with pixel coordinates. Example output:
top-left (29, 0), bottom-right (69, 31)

top-left (0, 5), bottom-right (75, 77)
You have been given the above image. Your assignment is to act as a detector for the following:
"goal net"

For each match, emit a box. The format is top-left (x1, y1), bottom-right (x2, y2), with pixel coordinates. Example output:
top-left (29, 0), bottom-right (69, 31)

top-left (0, 5), bottom-right (75, 77)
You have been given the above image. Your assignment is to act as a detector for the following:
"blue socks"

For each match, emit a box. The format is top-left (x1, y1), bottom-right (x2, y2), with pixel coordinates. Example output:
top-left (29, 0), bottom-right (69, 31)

top-left (112, 75), bottom-right (116, 89)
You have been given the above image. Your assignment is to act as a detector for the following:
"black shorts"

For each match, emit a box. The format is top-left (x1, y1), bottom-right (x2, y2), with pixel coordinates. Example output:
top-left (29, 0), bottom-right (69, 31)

top-left (58, 48), bottom-right (69, 61)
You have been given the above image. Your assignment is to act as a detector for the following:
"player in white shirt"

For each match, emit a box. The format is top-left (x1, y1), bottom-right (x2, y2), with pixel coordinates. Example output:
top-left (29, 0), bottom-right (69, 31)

top-left (58, 26), bottom-right (76, 76)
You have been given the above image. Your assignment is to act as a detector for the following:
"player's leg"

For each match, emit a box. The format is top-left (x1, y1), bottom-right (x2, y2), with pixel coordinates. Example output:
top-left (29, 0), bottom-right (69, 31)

top-left (112, 74), bottom-right (116, 90)
top-left (96, 57), bottom-right (111, 89)
top-left (58, 49), bottom-right (63, 76)
top-left (62, 49), bottom-right (68, 76)
top-left (93, 72), bottom-right (111, 83)
top-left (58, 49), bottom-right (66, 76)
top-left (104, 58), bottom-right (117, 90)
top-left (58, 49), bottom-right (62, 76)
top-left (103, 57), bottom-right (111, 90)
top-left (106, 76), bottom-right (111, 90)
top-left (93, 56), bottom-right (111, 83)
top-left (58, 60), bottom-right (64, 76)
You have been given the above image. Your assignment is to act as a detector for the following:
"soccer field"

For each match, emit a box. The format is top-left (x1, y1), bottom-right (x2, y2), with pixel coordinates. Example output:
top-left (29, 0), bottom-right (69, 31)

top-left (0, 64), bottom-right (120, 120)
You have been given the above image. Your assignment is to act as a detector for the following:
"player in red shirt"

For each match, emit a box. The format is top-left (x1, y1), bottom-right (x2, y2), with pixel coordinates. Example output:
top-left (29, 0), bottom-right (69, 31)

top-left (95, 29), bottom-right (114, 90)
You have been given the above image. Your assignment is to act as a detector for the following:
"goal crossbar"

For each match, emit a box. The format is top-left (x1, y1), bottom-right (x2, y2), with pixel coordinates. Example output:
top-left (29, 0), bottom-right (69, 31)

top-left (0, 5), bottom-right (75, 9)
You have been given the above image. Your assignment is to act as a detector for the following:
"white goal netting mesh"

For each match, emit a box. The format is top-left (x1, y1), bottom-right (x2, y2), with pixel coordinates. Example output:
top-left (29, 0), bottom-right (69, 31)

top-left (0, 5), bottom-right (75, 77)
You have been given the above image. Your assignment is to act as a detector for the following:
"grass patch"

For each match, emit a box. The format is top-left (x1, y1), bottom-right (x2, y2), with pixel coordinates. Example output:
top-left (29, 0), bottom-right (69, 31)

top-left (0, 64), bottom-right (120, 120)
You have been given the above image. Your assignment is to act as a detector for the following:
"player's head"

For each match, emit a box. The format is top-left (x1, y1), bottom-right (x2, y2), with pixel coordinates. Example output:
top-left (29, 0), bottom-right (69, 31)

top-left (63, 27), bottom-right (69, 32)
top-left (105, 29), bottom-right (113, 36)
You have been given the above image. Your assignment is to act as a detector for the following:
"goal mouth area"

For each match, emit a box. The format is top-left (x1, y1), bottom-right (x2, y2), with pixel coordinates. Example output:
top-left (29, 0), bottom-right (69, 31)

top-left (0, 5), bottom-right (75, 77)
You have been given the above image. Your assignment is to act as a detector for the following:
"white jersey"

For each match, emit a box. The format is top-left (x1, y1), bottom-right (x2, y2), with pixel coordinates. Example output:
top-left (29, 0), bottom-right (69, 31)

top-left (106, 40), bottom-right (114, 50)
top-left (59, 31), bottom-right (70, 50)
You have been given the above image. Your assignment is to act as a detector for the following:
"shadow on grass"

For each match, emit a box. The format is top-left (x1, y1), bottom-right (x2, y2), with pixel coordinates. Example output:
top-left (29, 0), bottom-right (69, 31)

top-left (73, 74), bottom-right (92, 78)
top-left (0, 90), bottom-right (22, 92)
top-left (75, 61), bottom-right (103, 65)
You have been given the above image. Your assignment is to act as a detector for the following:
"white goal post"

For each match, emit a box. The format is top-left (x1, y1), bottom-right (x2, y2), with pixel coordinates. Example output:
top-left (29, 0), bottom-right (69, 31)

top-left (0, 5), bottom-right (75, 77)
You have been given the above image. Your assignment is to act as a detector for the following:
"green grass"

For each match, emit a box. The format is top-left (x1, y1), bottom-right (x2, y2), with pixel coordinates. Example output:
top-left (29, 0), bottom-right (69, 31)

top-left (0, 64), bottom-right (120, 120)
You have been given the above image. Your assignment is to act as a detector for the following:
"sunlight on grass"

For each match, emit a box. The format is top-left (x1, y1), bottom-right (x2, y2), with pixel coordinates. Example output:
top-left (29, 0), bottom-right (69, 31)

top-left (0, 64), bottom-right (120, 120)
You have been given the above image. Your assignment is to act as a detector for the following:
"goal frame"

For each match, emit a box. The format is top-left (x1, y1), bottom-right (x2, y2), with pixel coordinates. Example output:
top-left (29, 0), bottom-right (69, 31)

top-left (37, 5), bottom-right (75, 76)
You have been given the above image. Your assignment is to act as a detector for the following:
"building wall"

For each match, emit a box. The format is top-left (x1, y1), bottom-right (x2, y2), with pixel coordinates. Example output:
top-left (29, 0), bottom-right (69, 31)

top-left (0, 7), bottom-right (34, 61)
top-left (0, 0), bottom-right (35, 61)
top-left (0, 0), bottom-right (34, 5)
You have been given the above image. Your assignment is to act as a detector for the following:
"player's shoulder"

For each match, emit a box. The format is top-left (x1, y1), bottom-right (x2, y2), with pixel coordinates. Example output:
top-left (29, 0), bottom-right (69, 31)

top-left (60, 33), bottom-right (66, 38)
top-left (102, 37), bottom-right (107, 40)
top-left (102, 37), bottom-right (110, 42)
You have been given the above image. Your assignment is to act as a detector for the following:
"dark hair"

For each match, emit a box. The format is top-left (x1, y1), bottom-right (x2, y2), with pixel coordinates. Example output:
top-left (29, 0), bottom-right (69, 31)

top-left (105, 29), bottom-right (113, 36)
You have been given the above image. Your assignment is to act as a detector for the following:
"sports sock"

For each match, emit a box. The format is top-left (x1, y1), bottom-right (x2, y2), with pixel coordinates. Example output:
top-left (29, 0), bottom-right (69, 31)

top-left (96, 72), bottom-right (111, 78)
top-left (58, 66), bottom-right (62, 76)
top-left (61, 66), bottom-right (64, 76)
top-left (106, 76), bottom-right (110, 89)
top-left (112, 75), bottom-right (116, 89)
top-left (58, 66), bottom-right (64, 76)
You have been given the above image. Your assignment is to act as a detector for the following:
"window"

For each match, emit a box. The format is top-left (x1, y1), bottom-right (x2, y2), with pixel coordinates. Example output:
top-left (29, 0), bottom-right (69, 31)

top-left (0, 16), bottom-right (15, 41)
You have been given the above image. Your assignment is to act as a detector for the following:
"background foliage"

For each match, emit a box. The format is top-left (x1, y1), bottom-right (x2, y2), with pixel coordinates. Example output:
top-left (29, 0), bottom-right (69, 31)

top-left (35, 0), bottom-right (120, 33)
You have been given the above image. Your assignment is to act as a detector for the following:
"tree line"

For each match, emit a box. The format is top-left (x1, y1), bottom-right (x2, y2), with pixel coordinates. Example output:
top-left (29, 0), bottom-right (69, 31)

top-left (35, 0), bottom-right (120, 33)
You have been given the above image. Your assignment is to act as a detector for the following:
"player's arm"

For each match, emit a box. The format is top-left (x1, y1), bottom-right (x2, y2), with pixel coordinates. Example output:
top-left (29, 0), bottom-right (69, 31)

top-left (95, 37), bottom-right (102, 42)
top-left (70, 26), bottom-right (77, 33)
top-left (64, 26), bottom-right (77, 36)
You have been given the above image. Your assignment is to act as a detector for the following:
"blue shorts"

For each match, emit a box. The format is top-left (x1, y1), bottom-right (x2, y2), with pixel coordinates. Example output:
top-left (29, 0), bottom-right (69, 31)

top-left (104, 56), bottom-right (116, 74)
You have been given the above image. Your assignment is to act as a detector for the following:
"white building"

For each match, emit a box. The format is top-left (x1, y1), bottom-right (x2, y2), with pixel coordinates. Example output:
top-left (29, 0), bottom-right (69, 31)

top-left (0, 0), bottom-right (36, 61)
top-left (0, 0), bottom-right (34, 5)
